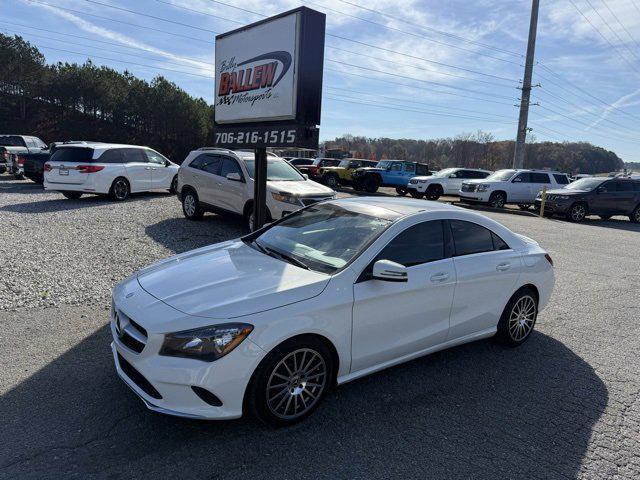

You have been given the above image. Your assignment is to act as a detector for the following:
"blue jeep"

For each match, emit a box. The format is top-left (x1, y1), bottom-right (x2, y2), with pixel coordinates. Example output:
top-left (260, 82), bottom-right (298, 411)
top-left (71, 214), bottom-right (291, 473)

top-left (351, 160), bottom-right (430, 194)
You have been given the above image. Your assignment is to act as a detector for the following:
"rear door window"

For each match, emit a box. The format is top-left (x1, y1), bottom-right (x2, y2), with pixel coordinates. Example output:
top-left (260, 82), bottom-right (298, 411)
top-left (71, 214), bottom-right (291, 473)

top-left (49, 148), bottom-right (94, 163)
top-left (450, 220), bottom-right (496, 256)
top-left (530, 172), bottom-right (551, 183)
top-left (0, 136), bottom-right (26, 147)
top-left (416, 163), bottom-right (429, 175)
top-left (553, 174), bottom-right (569, 185)
top-left (97, 149), bottom-right (124, 164)
top-left (514, 172), bottom-right (531, 183)
top-left (122, 148), bottom-right (147, 163)
top-left (404, 163), bottom-right (416, 174)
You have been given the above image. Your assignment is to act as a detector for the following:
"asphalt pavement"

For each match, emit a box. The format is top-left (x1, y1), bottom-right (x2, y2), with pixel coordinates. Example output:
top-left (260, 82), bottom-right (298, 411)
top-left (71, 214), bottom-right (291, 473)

top-left (1, 177), bottom-right (639, 479)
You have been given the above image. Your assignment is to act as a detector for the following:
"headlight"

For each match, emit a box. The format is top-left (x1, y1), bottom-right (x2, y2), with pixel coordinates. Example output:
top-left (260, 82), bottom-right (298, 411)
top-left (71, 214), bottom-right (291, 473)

top-left (477, 184), bottom-right (490, 192)
top-left (271, 192), bottom-right (300, 205)
top-left (159, 323), bottom-right (253, 362)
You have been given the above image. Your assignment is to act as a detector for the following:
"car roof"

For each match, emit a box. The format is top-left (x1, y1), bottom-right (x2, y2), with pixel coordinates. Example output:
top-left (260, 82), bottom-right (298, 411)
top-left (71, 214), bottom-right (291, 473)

top-left (332, 196), bottom-right (462, 216)
top-left (55, 142), bottom-right (149, 150)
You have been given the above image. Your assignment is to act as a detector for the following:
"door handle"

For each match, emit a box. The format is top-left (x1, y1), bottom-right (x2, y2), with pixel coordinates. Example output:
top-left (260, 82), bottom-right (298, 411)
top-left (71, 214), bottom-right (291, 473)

top-left (496, 262), bottom-right (511, 271)
top-left (430, 272), bottom-right (449, 283)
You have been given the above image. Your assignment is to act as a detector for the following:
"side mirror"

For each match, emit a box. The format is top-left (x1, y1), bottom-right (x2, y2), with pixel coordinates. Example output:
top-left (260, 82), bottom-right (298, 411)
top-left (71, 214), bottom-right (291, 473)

top-left (372, 260), bottom-right (408, 282)
top-left (226, 172), bottom-right (242, 182)
top-left (302, 173), bottom-right (309, 180)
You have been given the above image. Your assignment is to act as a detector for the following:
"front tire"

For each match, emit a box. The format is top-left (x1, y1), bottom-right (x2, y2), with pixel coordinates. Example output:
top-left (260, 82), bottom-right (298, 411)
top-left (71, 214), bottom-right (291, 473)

top-left (566, 202), bottom-right (587, 222)
top-left (169, 175), bottom-right (178, 194)
top-left (246, 337), bottom-right (334, 426)
top-left (495, 288), bottom-right (538, 347)
top-left (62, 191), bottom-right (82, 200)
top-left (109, 177), bottom-right (130, 201)
top-left (489, 191), bottom-right (506, 209)
top-left (395, 187), bottom-right (408, 196)
top-left (518, 204), bottom-right (531, 211)
top-left (323, 173), bottom-right (339, 189)
top-left (182, 189), bottom-right (204, 220)
top-left (425, 184), bottom-right (442, 200)
top-left (363, 176), bottom-right (379, 193)
top-left (630, 205), bottom-right (640, 224)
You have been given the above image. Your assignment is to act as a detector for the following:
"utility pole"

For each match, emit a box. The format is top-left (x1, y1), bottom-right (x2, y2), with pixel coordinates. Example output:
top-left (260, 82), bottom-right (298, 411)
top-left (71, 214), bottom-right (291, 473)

top-left (513, 0), bottom-right (540, 169)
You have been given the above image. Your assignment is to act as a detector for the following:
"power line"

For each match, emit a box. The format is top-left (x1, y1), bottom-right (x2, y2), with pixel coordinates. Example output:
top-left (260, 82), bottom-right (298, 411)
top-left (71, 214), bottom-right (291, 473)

top-left (583, 0), bottom-right (640, 61)
top-left (303, 0), bottom-right (520, 65)
top-left (598, 0), bottom-right (640, 48)
top-left (334, 0), bottom-right (522, 57)
top-left (1, 27), bottom-right (213, 72)
top-left (0, 21), bottom-right (213, 67)
top-left (25, 0), bottom-right (215, 44)
top-left (327, 59), bottom-right (515, 101)
top-left (567, 0), bottom-right (640, 76)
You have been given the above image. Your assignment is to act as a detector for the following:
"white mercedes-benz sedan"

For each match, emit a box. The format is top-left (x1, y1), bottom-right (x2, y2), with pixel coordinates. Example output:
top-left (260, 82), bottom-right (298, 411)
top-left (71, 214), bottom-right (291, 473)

top-left (111, 197), bottom-right (554, 425)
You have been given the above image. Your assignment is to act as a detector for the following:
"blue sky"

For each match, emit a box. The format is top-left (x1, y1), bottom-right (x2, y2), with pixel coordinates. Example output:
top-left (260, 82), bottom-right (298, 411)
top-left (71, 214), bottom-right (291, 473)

top-left (2, 0), bottom-right (640, 162)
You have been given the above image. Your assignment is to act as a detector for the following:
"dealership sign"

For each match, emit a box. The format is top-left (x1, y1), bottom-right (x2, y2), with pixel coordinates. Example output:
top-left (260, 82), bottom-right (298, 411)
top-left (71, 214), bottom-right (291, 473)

top-left (213, 7), bottom-right (325, 149)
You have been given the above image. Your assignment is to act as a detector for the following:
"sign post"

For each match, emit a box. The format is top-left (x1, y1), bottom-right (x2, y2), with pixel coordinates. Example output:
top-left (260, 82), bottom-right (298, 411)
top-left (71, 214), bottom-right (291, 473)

top-left (212, 7), bottom-right (326, 230)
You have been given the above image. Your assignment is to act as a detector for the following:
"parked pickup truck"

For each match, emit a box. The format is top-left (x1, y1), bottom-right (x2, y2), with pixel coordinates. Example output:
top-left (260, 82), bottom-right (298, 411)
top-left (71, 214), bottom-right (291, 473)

top-left (351, 160), bottom-right (430, 194)
top-left (0, 135), bottom-right (48, 178)
top-left (21, 141), bottom-right (91, 184)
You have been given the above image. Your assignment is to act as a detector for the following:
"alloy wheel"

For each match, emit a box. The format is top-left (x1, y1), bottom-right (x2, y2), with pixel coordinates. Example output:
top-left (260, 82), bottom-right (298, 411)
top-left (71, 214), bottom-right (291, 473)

top-left (184, 194), bottom-right (196, 217)
top-left (571, 204), bottom-right (586, 222)
top-left (491, 193), bottom-right (506, 208)
top-left (266, 348), bottom-right (327, 420)
top-left (114, 180), bottom-right (129, 200)
top-left (508, 295), bottom-right (536, 342)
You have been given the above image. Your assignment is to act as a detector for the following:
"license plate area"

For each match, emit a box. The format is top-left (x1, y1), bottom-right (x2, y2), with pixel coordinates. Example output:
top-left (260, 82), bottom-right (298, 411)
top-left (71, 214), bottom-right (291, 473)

top-left (59, 168), bottom-right (69, 176)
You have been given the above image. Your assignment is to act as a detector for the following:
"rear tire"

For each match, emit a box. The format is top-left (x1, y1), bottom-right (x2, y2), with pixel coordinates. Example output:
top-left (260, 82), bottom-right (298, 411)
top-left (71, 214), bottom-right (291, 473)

top-left (630, 205), bottom-right (640, 224)
top-left (495, 287), bottom-right (538, 347)
top-left (169, 175), bottom-right (178, 194)
top-left (109, 177), bottom-right (130, 201)
top-left (425, 185), bottom-right (442, 200)
top-left (409, 190), bottom-right (424, 199)
top-left (246, 336), bottom-right (335, 426)
top-left (182, 189), bottom-right (204, 220)
top-left (245, 205), bottom-right (272, 232)
top-left (566, 202), bottom-right (587, 222)
top-left (62, 191), bottom-right (82, 200)
top-left (323, 173), bottom-right (339, 189)
top-left (395, 187), bottom-right (408, 196)
top-left (363, 176), bottom-right (379, 193)
top-left (489, 191), bottom-right (506, 209)
top-left (518, 204), bottom-right (531, 211)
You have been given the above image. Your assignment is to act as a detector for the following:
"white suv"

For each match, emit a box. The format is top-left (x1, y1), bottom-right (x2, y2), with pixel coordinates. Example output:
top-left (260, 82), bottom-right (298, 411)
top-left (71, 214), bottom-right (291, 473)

top-left (407, 168), bottom-right (492, 200)
top-left (44, 143), bottom-right (179, 200)
top-left (177, 148), bottom-right (335, 230)
top-left (459, 169), bottom-right (571, 209)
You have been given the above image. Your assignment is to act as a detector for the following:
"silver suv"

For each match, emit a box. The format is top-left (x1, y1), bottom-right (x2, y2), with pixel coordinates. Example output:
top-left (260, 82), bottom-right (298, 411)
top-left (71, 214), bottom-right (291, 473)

top-left (177, 148), bottom-right (336, 230)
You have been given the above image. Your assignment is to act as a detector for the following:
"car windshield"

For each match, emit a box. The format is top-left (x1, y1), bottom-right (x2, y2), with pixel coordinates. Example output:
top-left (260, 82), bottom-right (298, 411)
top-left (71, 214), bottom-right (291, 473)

top-left (565, 178), bottom-right (605, 191)
top-left (376, 161), bottom-right (392, 169)
top-left (243, 158), bottom-right (304, 181)
top-left (338, 160), bottom-right (352, 168)
top-left (250, 203), bottom-right (398, 274)
top-left (485, 169), bottom-right (517, 181)
top-left (0, 136), bottom-right (26, 147)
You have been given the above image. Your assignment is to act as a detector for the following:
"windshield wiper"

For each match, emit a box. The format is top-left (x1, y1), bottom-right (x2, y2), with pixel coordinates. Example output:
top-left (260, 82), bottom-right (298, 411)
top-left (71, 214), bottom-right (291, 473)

top-left (262, 245), bottom-right (310, 270)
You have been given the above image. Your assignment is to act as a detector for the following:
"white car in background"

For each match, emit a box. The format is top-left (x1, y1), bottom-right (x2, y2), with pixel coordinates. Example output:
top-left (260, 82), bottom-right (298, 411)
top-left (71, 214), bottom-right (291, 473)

top-left (459, 169), bottom-right (571, 209)
top-left (44, 143), bottom-right (178, 200)
top-left (110, 197), bottom-right (554, 425)
top-left (177, 148), bottom-right (335, 230)
top-left (407, 167), bottom-right (492, 200)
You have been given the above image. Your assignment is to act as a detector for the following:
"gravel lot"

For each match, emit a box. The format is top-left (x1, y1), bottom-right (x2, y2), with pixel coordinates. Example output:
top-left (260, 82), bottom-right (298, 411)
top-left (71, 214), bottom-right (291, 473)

top-left (1, 175), bottom-right (640, 479)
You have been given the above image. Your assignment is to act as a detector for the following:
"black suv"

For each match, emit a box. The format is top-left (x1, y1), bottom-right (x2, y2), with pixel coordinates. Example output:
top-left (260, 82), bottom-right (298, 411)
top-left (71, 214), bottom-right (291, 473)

top-left (535, 177), bottom-right (640, 223)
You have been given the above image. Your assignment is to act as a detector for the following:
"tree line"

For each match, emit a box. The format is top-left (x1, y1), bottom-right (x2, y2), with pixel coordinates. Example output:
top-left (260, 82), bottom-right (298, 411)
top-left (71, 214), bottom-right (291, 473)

top-left (325, 132), bottom-right (624, 174)
top-left (0, 33), bottom-right (625, 173)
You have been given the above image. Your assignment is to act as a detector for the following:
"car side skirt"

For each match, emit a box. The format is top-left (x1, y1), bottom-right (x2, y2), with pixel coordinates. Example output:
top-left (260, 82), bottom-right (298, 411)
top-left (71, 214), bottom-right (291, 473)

top-left (337, 327), bottom-right (497, 385)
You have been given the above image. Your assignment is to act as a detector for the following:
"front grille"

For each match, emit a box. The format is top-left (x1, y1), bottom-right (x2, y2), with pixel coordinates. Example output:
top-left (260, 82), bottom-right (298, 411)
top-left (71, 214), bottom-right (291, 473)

top-left (114, 309), bottom-right (147, 354)
top-left (461, 183), bottom-right (477, 192)
top-left (117, 353), bottom-right (162, 399)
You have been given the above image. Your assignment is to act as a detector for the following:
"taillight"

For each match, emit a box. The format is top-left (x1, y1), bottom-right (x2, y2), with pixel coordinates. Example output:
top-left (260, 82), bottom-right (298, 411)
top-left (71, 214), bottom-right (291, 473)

top-left (44, 163), bottom-right (52, 172)
top-left (77, 165), bottom-right (104, 173)
top-left (544, 253), bottom-right (554, 266)
top-left (17, 156), bottom-right (25, 166)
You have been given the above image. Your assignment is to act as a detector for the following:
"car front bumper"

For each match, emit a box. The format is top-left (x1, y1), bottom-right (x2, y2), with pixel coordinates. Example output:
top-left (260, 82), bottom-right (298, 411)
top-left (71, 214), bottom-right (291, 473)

top-left (111, 284), bottom-right (266, 420)
top-left (534, 200), bottom-right (570, 215)
top-left (459, 191), bottom-right (491, 203)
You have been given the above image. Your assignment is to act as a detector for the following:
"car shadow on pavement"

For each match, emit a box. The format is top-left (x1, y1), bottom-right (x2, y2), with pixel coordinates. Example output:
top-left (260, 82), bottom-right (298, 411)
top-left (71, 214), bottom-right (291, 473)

top-left (145, 215), bottom-right (246, 254)
top-left (0, 178), bottom-right (46, 195)
top-left (0, 325), bottom-right (607, 479)
top-left (543, 216), bottom-right (640, 233)
top-left (0, 191), bottom-right (175, 214)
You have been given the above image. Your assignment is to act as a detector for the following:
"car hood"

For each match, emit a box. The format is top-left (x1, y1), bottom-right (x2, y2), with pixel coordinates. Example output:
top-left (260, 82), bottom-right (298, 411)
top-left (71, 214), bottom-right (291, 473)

top-left (464, 179), bottom-right (502, 185)
top-left (137, 240), bottom-right (330, 319)
top-left (267, 179), bottom-right (334, 196)
top-left (543, 188), bottom-right (581, 195)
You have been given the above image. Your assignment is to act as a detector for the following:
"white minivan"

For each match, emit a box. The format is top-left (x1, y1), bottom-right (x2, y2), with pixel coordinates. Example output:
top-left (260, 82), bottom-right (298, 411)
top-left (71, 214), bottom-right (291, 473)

top-left (177, 148), bottom-right (335, 230)
top-left (44, 143), bottom-right (179, 200)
